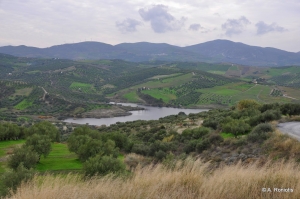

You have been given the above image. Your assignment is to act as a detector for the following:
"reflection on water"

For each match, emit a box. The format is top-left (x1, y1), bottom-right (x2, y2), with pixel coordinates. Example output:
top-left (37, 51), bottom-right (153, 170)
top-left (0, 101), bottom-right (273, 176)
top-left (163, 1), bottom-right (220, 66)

top-left (64, 103), bottom-right (208, 126)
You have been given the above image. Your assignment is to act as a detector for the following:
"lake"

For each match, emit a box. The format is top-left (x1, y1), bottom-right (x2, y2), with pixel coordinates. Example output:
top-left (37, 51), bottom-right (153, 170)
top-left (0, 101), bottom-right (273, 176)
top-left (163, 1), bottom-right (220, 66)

top-left (64, 103), bottom-right (208, 126)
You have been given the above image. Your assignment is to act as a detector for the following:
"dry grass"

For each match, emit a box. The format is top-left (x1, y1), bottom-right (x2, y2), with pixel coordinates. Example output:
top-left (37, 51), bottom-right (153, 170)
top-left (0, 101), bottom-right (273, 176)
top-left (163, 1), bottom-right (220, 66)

top-left (7, 157), bottom-right (300, 199)
top-left (264, 130), bottom-right (300, 160)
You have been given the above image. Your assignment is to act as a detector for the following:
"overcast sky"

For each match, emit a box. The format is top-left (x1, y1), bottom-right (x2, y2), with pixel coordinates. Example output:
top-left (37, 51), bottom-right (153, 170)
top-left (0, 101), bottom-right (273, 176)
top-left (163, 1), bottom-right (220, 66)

top-left (0, 0), bottom-right (299, 52)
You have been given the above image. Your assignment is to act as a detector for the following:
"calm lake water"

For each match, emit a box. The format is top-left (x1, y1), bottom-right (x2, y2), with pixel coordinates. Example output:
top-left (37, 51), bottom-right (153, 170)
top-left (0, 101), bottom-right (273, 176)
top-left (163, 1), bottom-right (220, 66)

top-left (64, 103), bottom-right (208, 126)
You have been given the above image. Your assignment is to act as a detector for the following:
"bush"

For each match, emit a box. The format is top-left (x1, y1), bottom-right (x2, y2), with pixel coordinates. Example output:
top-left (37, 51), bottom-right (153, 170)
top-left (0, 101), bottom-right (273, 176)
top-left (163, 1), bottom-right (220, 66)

top-left (25, 134), bottom-right (52, 159)
top-left (237, 99), bottom-right (260, 110)
top-left (155, 150), bottom-right (167, 160)
top-left (0, 164), bottom-right (35, 197)
top-left (25, 121), bottom-right (59, 142)
top-left (208, 133), bottom-right (224, 144)
top-left (202, 118), bottom-right (218, 130)
top-left (247, 123), bottom-right (273, 142)
top-left (8, 145), bottom-right (39, 170)
top-left (83, 155), bottom-right (126, 177)
top-left (192, 127), bottom-right (210, 139)
top-left (196, 139), bottom-right (210, 153)
top-left (131, 143), bottom-right (151, 156)
top-left (183, 139), bottom-right (198, 153)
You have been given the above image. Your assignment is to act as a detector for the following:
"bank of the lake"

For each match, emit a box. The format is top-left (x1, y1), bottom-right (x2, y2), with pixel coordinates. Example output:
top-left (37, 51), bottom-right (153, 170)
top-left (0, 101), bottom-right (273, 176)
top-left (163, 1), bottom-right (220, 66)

top-left (64, 103), bottom-right (208, 126)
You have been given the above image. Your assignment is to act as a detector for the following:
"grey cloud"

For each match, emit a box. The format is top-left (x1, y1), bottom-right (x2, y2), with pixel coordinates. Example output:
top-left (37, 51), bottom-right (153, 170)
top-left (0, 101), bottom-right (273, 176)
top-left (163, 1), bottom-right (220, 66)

top-left (222, 16), bottom-right (251, 36)
top-left (189, 23), bottom-right (203, 31)
top-left (139, 4), bottom-right (186, 33)
top-left (255, 21), bottom-right (287, 35)
top-left (116, 18), bottom-right (142, 33)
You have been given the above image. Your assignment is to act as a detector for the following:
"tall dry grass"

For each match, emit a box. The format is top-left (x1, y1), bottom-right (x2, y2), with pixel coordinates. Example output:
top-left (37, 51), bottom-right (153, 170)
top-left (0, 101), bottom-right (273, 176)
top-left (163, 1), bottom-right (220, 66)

top-left (6, 157), bottom-right (300, 199)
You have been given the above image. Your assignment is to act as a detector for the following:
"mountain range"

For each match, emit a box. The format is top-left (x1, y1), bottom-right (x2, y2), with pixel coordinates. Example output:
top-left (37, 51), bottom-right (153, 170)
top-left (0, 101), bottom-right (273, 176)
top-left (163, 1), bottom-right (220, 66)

top-left (1, 39), bottom-right (300, 67)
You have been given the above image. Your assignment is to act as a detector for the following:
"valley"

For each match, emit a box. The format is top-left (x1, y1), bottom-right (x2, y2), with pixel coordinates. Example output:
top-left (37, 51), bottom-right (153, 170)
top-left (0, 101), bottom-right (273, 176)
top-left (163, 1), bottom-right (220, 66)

top-left (1, 49), bottom-right (300, 198)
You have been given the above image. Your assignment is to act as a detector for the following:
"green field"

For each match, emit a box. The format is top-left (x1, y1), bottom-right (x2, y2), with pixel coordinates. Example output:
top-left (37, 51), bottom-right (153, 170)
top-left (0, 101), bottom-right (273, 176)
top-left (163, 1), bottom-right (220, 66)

top-left (142, 89), bottom-right (177, 103)
top-left (220, 132), bottom-right (235, 139)
top-left (207, 70), bottom-right (226, 75)
top-left (264, 66), bottom-right (300, 77)
top-left (14, 99), bottom-right (33, 110)
top-left (229, 66), bottom-right (239, 71)
top-left (0, 140), bottom-right (25, 172)
top-left (37, 143), bottom-right (82, 171)
top-left (123, 91), bottom-right (140, 102)
top-left (13, 87), bottom-right (33, 97)
top-left (148, 73), bottom-right (182, 80)
top-left (70, 82), bottom-right (95, 93)
top-left (0, 141), bottom-right (82, 173)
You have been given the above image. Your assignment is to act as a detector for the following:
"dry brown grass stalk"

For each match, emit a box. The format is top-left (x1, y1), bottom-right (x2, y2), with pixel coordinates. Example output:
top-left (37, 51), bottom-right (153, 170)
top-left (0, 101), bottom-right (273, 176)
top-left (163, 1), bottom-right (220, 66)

top-left (6, 157), bottom-right (300, 199)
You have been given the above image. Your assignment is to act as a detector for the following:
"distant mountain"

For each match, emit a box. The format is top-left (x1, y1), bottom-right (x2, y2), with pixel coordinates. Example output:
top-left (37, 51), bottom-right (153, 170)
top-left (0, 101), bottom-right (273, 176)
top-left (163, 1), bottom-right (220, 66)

top-left (0, 40), bottom-right (300, 66)
top-left (183, 40), bottom-right (300, 66)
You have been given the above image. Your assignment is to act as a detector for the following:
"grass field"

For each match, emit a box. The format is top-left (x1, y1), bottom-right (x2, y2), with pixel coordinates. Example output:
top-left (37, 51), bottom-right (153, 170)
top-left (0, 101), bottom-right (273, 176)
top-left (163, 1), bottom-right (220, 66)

top-left (141, 89), bottom-right (177, 103)
top-left (37, 143), bottom-right (82, 172)
top-left (123, 91), bottom-right (140, 102)
top-left (195, 81), bottom-right (300, 106)
top-left (220, 132), bottom-right (235, 139)
top-left (0, 140), bottom-right (25, 173)
top-left (207, 70), bottom-right (226, 75)
top-left (0, 141), bottom-right (82, 173)
top-left (70, 82), bottom-right (95, 93)
top-left (13, 87), bottom-right (33, 97)
top-left (120, 73), bottom-right (193, 96)
top-left (14, 99), bottom-right (33, 110)
top-left (264, 66), bottom-right (300, 77)
top-left (11, 158), bottom-right (300, 199)
top-left (148, 73), bottom-right (182, 80)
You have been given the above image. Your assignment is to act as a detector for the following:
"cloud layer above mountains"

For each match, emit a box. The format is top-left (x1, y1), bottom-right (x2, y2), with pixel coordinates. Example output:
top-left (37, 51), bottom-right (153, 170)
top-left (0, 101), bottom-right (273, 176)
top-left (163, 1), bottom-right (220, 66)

top-left (0, 0), bottom-right (299, 52)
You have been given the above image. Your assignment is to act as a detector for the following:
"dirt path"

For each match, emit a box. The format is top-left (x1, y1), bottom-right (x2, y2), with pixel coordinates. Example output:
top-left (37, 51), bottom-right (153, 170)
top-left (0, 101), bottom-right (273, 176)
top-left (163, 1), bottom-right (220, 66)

top-left (277, 122), bottom-right (300, 141)
top-left (39, 86), bottom-right (48, 101)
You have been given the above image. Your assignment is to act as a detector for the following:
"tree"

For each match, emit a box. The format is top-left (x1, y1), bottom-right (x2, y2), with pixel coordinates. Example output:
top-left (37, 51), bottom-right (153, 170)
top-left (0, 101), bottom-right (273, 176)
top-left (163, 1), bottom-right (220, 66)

top-left (222, 119), bottom-right (250, 138)
top-left (237, 99), bottom-right (260, 110)
top-left (25, 134), bottom-right (52, 160)
top-left (77, 139), bottom-right (104, 162)
top-left (83, 155), bottom-right (125, 177)
top-left (67, 134), bottom-right (91, 154)
top-left (8, 145), bottom-right (39, 170)
top-left (0, 164), bottom-right (35, 197)
top-left (25, 121), bottom-right (59, 142)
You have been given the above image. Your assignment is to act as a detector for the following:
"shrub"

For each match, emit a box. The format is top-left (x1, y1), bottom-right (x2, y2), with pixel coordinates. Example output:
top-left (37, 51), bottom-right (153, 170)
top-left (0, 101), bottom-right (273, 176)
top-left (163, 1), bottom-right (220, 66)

top-left (202, 118), bottom-right (218, 130)
top-left (237, 99), bottom-right (260, 110)
top-left (83, 155), bottom-right (126, 177)
top-left (0, 164), bottom-right (35, 197)
top-left (8, 145), bottom-right (39, 170)
top-left (25, 134), bottom-right (52, 159)
top-left (25, 121), bottom-right (59, 142)
top-left (131, 143), bottom-right (151, 156)
top-left (247, 123), bottom-right (273, 142)
top-left (208, 133), bottom-right (224, 144)
top-left (196, 139), bottom-right (210, 153)
top-left (155, 150), bottom-right (167, 160)
top-left (192, 127), bottom-right (210, 139)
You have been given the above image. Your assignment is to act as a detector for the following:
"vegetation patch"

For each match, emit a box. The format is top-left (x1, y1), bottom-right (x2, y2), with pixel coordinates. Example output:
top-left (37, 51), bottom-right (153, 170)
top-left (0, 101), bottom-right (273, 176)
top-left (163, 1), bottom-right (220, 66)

top-left (123, 91), bottom-right (140, 102)
top-left (141, 89), bottom-right (176, 103)
top-left (70, 82), bottom-right (95, 93)
top-left (207, 70), bottom-right (226, 75)
top-left (220, 132), bottom-right (235, 139)
top-left (0, 140), bottom-right (25, 173)
top-left (14, 99), bottom-right (33, 110)
top-left (13, 87), bottom-right (33, 97)
top-left (37, 143), bottom-right (82, 171)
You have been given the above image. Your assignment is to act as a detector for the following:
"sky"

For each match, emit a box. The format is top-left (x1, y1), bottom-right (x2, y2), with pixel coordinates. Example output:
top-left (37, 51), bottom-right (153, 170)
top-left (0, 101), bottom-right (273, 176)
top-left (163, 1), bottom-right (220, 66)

top-left (0, 0), bottom-right (299, 52)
